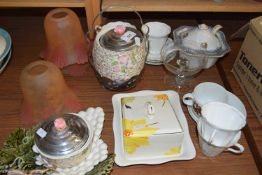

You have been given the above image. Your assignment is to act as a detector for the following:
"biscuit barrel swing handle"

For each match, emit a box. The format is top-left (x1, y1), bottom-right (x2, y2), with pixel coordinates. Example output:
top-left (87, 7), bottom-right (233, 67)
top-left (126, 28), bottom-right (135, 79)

top-left (91, 5), bottom-right (148, 36)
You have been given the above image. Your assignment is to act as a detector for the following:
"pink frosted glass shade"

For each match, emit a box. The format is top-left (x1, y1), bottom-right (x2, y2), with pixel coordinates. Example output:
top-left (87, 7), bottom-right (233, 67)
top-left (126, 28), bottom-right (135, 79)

top-left (20, 60), bottom-right (82, 125)
top-left (40, 8), bottom-right (88, 69)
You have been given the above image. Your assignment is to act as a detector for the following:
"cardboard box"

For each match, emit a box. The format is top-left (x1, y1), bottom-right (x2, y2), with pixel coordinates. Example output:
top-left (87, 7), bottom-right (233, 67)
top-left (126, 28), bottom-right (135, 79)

top-left (232, 16), bottom-right (262, 124)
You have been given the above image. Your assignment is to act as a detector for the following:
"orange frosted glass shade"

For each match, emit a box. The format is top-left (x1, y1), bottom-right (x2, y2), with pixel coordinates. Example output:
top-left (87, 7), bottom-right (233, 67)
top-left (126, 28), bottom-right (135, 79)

top-left (40, 8), bottom-right (88, 69)
top-left (20, 60), bottom-right (82, 125)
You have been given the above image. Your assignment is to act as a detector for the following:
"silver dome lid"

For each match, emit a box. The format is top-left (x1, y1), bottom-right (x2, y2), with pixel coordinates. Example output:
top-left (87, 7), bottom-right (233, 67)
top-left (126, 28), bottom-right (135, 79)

top-left (99, 25), bottom-right (143, 52)
top-left (35, 113), bottom-right (90, 156)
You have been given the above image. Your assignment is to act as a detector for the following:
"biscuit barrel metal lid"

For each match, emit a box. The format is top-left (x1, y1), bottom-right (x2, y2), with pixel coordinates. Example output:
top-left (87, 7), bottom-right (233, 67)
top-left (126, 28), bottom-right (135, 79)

top-left (99, 25), bottom-right (144, 52)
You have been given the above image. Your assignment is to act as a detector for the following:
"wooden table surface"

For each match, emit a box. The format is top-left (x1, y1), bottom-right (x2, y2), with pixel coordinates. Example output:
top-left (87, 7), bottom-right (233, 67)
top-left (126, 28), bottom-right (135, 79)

top-left (0, 14), bottom-right (261, 175)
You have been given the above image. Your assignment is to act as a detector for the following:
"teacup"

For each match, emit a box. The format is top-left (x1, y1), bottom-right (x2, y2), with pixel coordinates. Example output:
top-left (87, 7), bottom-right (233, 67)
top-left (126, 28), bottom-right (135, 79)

top-left (183, 82), bottom-right (228, 107)
top-left (142, 22), bottom-right (171, 57)
top-left (197, 102), bottom-right (246, 156)
top-left (183, 82), bottom-right (228, 117)
top-left (198, 131), bottom-right (244, 157)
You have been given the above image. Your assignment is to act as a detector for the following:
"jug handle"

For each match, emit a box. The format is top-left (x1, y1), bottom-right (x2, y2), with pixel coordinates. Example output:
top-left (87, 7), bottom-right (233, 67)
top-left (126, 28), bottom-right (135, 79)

top-left (212, 25), bottom-right (223, 35)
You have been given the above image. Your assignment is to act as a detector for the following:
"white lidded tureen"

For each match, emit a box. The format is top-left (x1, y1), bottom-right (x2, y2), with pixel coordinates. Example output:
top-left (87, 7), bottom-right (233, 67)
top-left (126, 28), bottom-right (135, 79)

top-left (33, 113), bottom-right (93, 168)
top-left (92, 6), bottom-right (148, 91)
top-left (173, 24), bottom-right (230, 69)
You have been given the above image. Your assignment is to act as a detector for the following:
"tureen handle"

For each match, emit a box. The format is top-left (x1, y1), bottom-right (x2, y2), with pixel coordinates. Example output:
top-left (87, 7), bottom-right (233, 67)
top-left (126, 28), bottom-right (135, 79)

top-left (212, 24), bottom-right (223, 35)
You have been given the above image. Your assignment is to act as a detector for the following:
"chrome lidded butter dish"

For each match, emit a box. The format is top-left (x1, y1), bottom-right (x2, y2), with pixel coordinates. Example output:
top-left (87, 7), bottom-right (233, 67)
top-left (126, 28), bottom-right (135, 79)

top-left (34, 113), bottom-right (93, 168)
top-left (33, 107), bottom-right (109, 175)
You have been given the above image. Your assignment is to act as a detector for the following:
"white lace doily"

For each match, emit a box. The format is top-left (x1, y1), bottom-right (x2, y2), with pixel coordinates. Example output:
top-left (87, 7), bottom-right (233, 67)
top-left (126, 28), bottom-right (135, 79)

top-left (34, 107), bottom-right (108, 175)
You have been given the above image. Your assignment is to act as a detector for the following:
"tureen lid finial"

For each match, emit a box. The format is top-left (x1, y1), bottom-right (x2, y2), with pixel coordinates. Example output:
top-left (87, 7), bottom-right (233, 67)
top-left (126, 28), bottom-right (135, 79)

top-left (198, 24), bottom-right (208, 30)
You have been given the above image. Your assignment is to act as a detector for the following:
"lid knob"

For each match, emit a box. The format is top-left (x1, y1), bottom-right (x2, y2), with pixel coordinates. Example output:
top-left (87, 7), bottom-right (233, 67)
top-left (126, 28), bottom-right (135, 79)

top-left (198, 24), bottom-right (208, 30)
top-left (114, 25), bottom-right (126, 35)
top-left (54, 117), bottom-right (67, 131)
top-left (146, 102), bottom-right (155, 119)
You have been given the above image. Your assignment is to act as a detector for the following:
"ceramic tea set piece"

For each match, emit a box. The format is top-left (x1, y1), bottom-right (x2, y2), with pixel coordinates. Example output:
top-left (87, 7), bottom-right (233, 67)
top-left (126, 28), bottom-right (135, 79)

top-left (33, 107), bottom-right (108, 175)
top-left (197, 102), bottom-right (246, 157)
top-left (0, 28), bottom-right (12, 73)
top-left (173, 24), bottom-right (230, 69)
top-left (121, 92), bottom-right (184, 161)
top-left (182, 82), bottom-right (247, 157)
top-left (183, 82), bottom-right (247, 122)
top-left (112, 90), bottom-right (196, 166)
top-left (141, 22), bottom-right (171, 65)
top-left (145, 38), bottom-right (173, 65)
top-left (183, 82), bottom-right (228, 110)
top-left (183, 24), bottom-right (222, 51)
top-left (91, 6), bottom-right (148, 91)
top-left (199, 102), bottom-right (246, 146)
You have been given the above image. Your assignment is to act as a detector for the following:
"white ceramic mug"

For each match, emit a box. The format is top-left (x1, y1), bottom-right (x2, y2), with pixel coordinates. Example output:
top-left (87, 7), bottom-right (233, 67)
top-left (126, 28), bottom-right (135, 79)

top-left (141, 22), bottom-right (171, 56)
top-left (183, 82), bottom-right (228, 107)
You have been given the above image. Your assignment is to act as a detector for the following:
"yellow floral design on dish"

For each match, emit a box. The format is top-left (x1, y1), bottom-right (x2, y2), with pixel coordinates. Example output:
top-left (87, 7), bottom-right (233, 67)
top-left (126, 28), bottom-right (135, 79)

top-left (154, 94), bottom-right (169, 106)
top-left (123, 118), bottom-right (159, 154)
top-left (165, 147), bottom-right (181, 156)
top-left (154, 94), bottom-right (169, 101)
top-left (121, 97), bottom-right (135, 105)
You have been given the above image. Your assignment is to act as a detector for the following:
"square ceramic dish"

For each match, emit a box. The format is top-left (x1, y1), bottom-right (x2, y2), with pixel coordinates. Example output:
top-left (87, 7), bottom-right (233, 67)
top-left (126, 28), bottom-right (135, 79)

top-left (112, 90), bottom-right (196, 166)
top-left (121, 94), bottom-right (184, 160)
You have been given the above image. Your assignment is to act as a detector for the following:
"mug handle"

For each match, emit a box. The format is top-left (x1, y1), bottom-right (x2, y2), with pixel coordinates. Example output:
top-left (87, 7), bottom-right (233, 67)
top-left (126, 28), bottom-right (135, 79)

top-left (183, 93), bottom-right (194, 106)
top-left (226, 143), bottom-right (244, 154)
